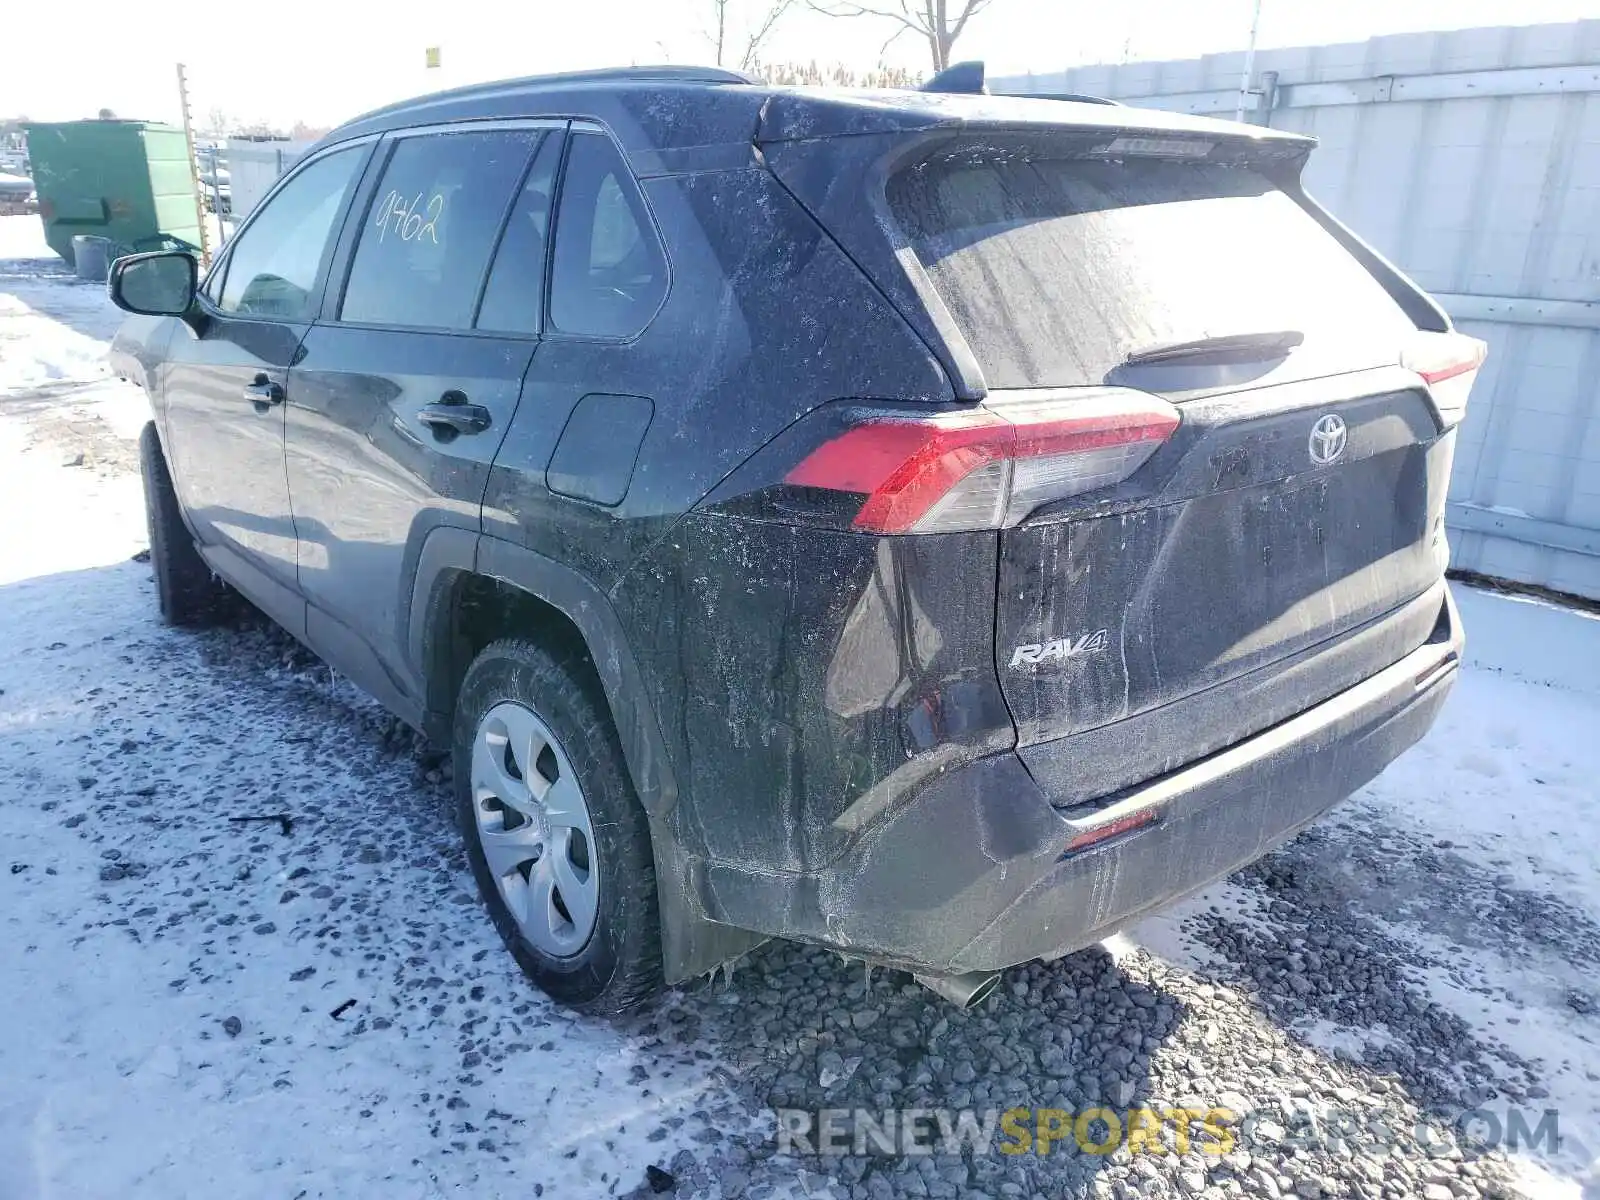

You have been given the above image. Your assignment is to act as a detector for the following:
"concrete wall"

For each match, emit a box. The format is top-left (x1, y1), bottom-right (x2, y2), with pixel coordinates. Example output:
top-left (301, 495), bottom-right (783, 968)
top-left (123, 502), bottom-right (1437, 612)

top-left (996, 21), bottom-right (1600, 599)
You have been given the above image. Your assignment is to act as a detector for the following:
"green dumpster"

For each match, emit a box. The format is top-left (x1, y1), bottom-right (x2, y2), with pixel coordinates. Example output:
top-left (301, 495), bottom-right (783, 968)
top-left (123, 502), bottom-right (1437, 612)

top-left (24, 120), bottom-right (201, 265)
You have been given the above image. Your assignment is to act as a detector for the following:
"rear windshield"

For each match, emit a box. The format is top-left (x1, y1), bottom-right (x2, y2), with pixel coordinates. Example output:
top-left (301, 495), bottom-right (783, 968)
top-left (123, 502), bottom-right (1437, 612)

top-left (887, 153), bottom-right (1414, 390)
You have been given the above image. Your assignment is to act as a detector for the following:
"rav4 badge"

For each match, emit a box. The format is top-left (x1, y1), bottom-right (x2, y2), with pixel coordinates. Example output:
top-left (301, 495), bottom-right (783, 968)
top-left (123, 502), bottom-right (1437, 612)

top-left (1009, 630), bottom-right (1110, 668)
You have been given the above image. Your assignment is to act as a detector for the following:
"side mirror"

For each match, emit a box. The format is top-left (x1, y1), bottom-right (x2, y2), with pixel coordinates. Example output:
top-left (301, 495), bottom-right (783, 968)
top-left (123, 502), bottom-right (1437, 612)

top-left (109, 250), bottom-right (198, 317)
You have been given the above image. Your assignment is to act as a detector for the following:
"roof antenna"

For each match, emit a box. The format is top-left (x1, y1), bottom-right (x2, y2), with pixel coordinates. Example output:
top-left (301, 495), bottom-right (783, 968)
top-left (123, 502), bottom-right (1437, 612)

top-left (921, 61), bottom-right (986, 95)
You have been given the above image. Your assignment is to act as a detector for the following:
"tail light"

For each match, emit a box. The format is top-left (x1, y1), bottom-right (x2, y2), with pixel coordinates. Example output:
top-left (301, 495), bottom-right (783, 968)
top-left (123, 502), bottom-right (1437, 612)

top-left (1403, 331), bottom-right (1487, 429)
top-left (785, 391), bottom-right (1180, 533)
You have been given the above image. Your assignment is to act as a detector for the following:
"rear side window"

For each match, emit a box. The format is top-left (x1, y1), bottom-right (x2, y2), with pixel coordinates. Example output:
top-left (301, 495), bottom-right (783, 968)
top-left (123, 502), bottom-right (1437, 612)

top-left (218, 146), bottom-right (362, 319)
top-left (340, 130), bottom-right (541, 330)
top-left (887, 153), bottom-right (1415, 390)
top-left (549, 132), bottom-right (667, 338)
top-left (475, 133), bottom-right (562, 335)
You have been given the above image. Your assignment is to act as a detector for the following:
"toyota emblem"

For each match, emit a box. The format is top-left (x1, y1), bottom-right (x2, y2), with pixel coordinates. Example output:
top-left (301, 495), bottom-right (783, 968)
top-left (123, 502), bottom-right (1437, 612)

top-left (1309, 414), bottom-right (1347, 466)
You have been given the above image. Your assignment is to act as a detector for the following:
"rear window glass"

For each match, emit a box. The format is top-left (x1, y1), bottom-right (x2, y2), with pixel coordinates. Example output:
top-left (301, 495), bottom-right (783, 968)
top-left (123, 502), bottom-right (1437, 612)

top-left (887, 155), bottom-right (1414, 390)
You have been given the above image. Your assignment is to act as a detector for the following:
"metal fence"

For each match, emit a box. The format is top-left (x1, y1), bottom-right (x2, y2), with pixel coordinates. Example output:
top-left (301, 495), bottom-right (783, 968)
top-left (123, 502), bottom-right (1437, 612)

top-left (225, 138), bottom-right (316, 221)
top-left (997, 20), bottom-right (1600, 599)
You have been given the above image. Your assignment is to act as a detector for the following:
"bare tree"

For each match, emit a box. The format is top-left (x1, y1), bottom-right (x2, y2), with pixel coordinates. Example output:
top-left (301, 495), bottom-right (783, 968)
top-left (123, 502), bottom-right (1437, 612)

top-left (758, 60), bottom-right (919, 87)
top-left (710, 0), bottom-right (799, 71)
top-left (806, 0), bottom-right (997, 72)
top-left (203, 107), bottom-right (235, 139)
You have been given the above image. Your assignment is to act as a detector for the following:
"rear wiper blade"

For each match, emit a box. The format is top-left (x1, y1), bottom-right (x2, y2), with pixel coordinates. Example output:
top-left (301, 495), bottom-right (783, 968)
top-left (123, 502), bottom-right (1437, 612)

top-left (1122, 330), bottom-right (1304, 367)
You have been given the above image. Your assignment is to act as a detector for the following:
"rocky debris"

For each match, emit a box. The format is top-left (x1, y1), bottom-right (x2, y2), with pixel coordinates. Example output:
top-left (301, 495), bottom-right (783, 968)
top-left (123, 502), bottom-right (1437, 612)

top-left (674, 872), bottom-right (1536, 1200)
top-left (229, 812), bottom-right (294, 837)
top-left (97, 859), bottom-right (148, 882)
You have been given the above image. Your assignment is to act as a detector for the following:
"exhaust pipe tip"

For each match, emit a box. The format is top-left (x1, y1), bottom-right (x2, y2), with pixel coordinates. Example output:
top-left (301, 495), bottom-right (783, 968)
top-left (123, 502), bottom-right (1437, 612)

top-left (914, 969), bottom-right (1003, 1009)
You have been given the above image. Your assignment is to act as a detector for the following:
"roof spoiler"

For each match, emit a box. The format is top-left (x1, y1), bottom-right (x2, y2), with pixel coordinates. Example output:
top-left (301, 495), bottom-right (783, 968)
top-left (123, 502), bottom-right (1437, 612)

top-left (922, 60), bottom-right (1119, 105)
top-left (921, 61), bottom-right (987, 94)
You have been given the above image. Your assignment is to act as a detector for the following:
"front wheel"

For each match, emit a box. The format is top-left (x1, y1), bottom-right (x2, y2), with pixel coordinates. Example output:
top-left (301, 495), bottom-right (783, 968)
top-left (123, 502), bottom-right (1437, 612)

top-left (138, 421), bottom-right (231, 626)
top-left (453, 638), bottom-right (663, 1013)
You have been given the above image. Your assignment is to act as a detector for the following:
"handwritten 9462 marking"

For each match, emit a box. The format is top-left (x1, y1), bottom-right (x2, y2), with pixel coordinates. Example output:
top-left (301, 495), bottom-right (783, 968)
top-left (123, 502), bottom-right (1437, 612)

top-left (373, 189), bottom-right (444, 244)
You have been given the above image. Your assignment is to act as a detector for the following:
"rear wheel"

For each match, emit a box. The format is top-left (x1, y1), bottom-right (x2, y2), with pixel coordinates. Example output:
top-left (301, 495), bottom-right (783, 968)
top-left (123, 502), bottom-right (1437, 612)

top-left (139, 421), bottom-right (230, 626)
top-left (453, 638), bottom-right (663, 1013)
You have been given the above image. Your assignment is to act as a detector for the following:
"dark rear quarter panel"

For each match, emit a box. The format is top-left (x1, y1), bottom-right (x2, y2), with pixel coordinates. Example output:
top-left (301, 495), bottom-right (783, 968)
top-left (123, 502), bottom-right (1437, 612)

top-left (612, 516), bottom-right (1014, 877)
top-left (484, 154), bottom-right (988, 883)
top-left (483, 164), bottom-right (952, 589)
top-left (495, 156), bottom-right (1017, 883)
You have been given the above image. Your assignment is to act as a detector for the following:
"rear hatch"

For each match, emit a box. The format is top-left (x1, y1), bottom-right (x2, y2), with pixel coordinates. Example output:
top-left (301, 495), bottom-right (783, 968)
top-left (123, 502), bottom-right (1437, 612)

top-left (990, 373), bottom-right (1452, 805)
top-left (766, 111), bottom-right (1460, 804)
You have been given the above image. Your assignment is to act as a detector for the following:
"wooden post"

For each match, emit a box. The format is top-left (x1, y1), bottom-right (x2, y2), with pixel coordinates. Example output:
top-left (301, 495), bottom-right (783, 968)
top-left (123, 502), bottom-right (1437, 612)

top-left (175, 62), bottom-right (211, 267)
top-left (1234, 0), bottom-right (1265, 123)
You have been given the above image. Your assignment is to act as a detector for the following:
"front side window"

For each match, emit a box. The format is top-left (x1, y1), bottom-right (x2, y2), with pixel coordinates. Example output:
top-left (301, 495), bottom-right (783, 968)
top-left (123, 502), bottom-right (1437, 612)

top-left (549, 133), bottom-right (667, 338)
top-left (217, 146), bottom-right (363, 319)
top-left (200, 255), bottom-right (224, 303)
top-left (340, 130), bottom-right (542, 330)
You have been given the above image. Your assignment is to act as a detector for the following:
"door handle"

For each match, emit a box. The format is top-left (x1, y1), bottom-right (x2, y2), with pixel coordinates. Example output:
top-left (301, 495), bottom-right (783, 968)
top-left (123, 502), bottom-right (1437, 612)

top-left (242, 376), bottom-right (284, 412)
top-left (418, 399), bottom-right (492, 436)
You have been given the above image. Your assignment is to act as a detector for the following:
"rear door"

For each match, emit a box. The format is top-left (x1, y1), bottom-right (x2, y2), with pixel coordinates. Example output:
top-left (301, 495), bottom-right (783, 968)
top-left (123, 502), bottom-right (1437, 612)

top-left (877, 138), bottom-right (1454, 797)
top-left (284, 124), bottom-right (563, 708)
top-left (481, 127), bottom-right (670, 564)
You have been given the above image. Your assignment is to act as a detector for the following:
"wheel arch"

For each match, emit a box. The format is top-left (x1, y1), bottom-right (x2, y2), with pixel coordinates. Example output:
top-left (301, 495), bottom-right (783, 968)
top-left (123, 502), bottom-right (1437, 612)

top-left (408, 534), bottom-right (766, 984)
top-left (411, 534), bottom-right (678, 818)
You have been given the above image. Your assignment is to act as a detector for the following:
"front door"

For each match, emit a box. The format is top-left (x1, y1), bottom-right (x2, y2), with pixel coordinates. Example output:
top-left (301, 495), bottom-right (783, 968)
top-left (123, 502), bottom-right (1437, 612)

top-left (284, 126), bottom-right (562, 706)
top-left (160, 144), bottom-right (368, 630)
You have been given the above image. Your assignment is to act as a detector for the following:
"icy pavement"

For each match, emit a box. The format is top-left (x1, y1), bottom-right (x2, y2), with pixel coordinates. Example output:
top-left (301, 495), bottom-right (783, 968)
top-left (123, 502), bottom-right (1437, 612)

top-left (0, 395), bottom-right (754, 1196)
top-left (0, 215), bottom-right (1596, 1200)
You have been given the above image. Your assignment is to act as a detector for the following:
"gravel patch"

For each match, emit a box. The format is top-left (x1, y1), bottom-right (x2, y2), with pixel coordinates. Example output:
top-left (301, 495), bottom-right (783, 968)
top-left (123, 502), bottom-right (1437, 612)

top-left (668, 932), bottom-right (1534, 1200)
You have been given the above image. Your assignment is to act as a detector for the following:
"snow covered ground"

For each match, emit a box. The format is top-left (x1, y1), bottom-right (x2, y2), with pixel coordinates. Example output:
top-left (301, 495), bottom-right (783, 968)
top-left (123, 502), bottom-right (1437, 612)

top-left (1, 214), bottom-right (1596, 1200)
top-left (0, 220), bottom-right (762, 1199)
top-left (1135, 582), bottom-right (1600, 1196)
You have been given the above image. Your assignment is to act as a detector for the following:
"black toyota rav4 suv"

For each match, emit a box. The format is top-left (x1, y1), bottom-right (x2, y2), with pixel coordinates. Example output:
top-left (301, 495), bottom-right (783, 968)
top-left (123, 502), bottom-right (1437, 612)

top-left (109, 65), bottom-right (1481, 1012)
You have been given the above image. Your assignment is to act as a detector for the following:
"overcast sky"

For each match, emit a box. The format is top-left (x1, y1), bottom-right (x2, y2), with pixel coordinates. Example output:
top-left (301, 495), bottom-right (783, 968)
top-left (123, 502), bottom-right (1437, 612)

top-left (3, 0), bottom-right (1596, 130)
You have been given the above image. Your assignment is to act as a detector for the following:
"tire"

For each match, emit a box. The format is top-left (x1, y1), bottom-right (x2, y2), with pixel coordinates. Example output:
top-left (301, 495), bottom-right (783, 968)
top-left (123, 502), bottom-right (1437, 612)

top-left (139, 421), bottom-right (230, 626)
top-left (453, 638), bottom-right (663, 1013)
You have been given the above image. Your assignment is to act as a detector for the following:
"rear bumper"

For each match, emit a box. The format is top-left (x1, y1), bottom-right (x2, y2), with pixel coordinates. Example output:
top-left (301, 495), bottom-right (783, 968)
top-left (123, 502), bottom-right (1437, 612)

top-left (694, 587), bottom-right (1462, 974)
